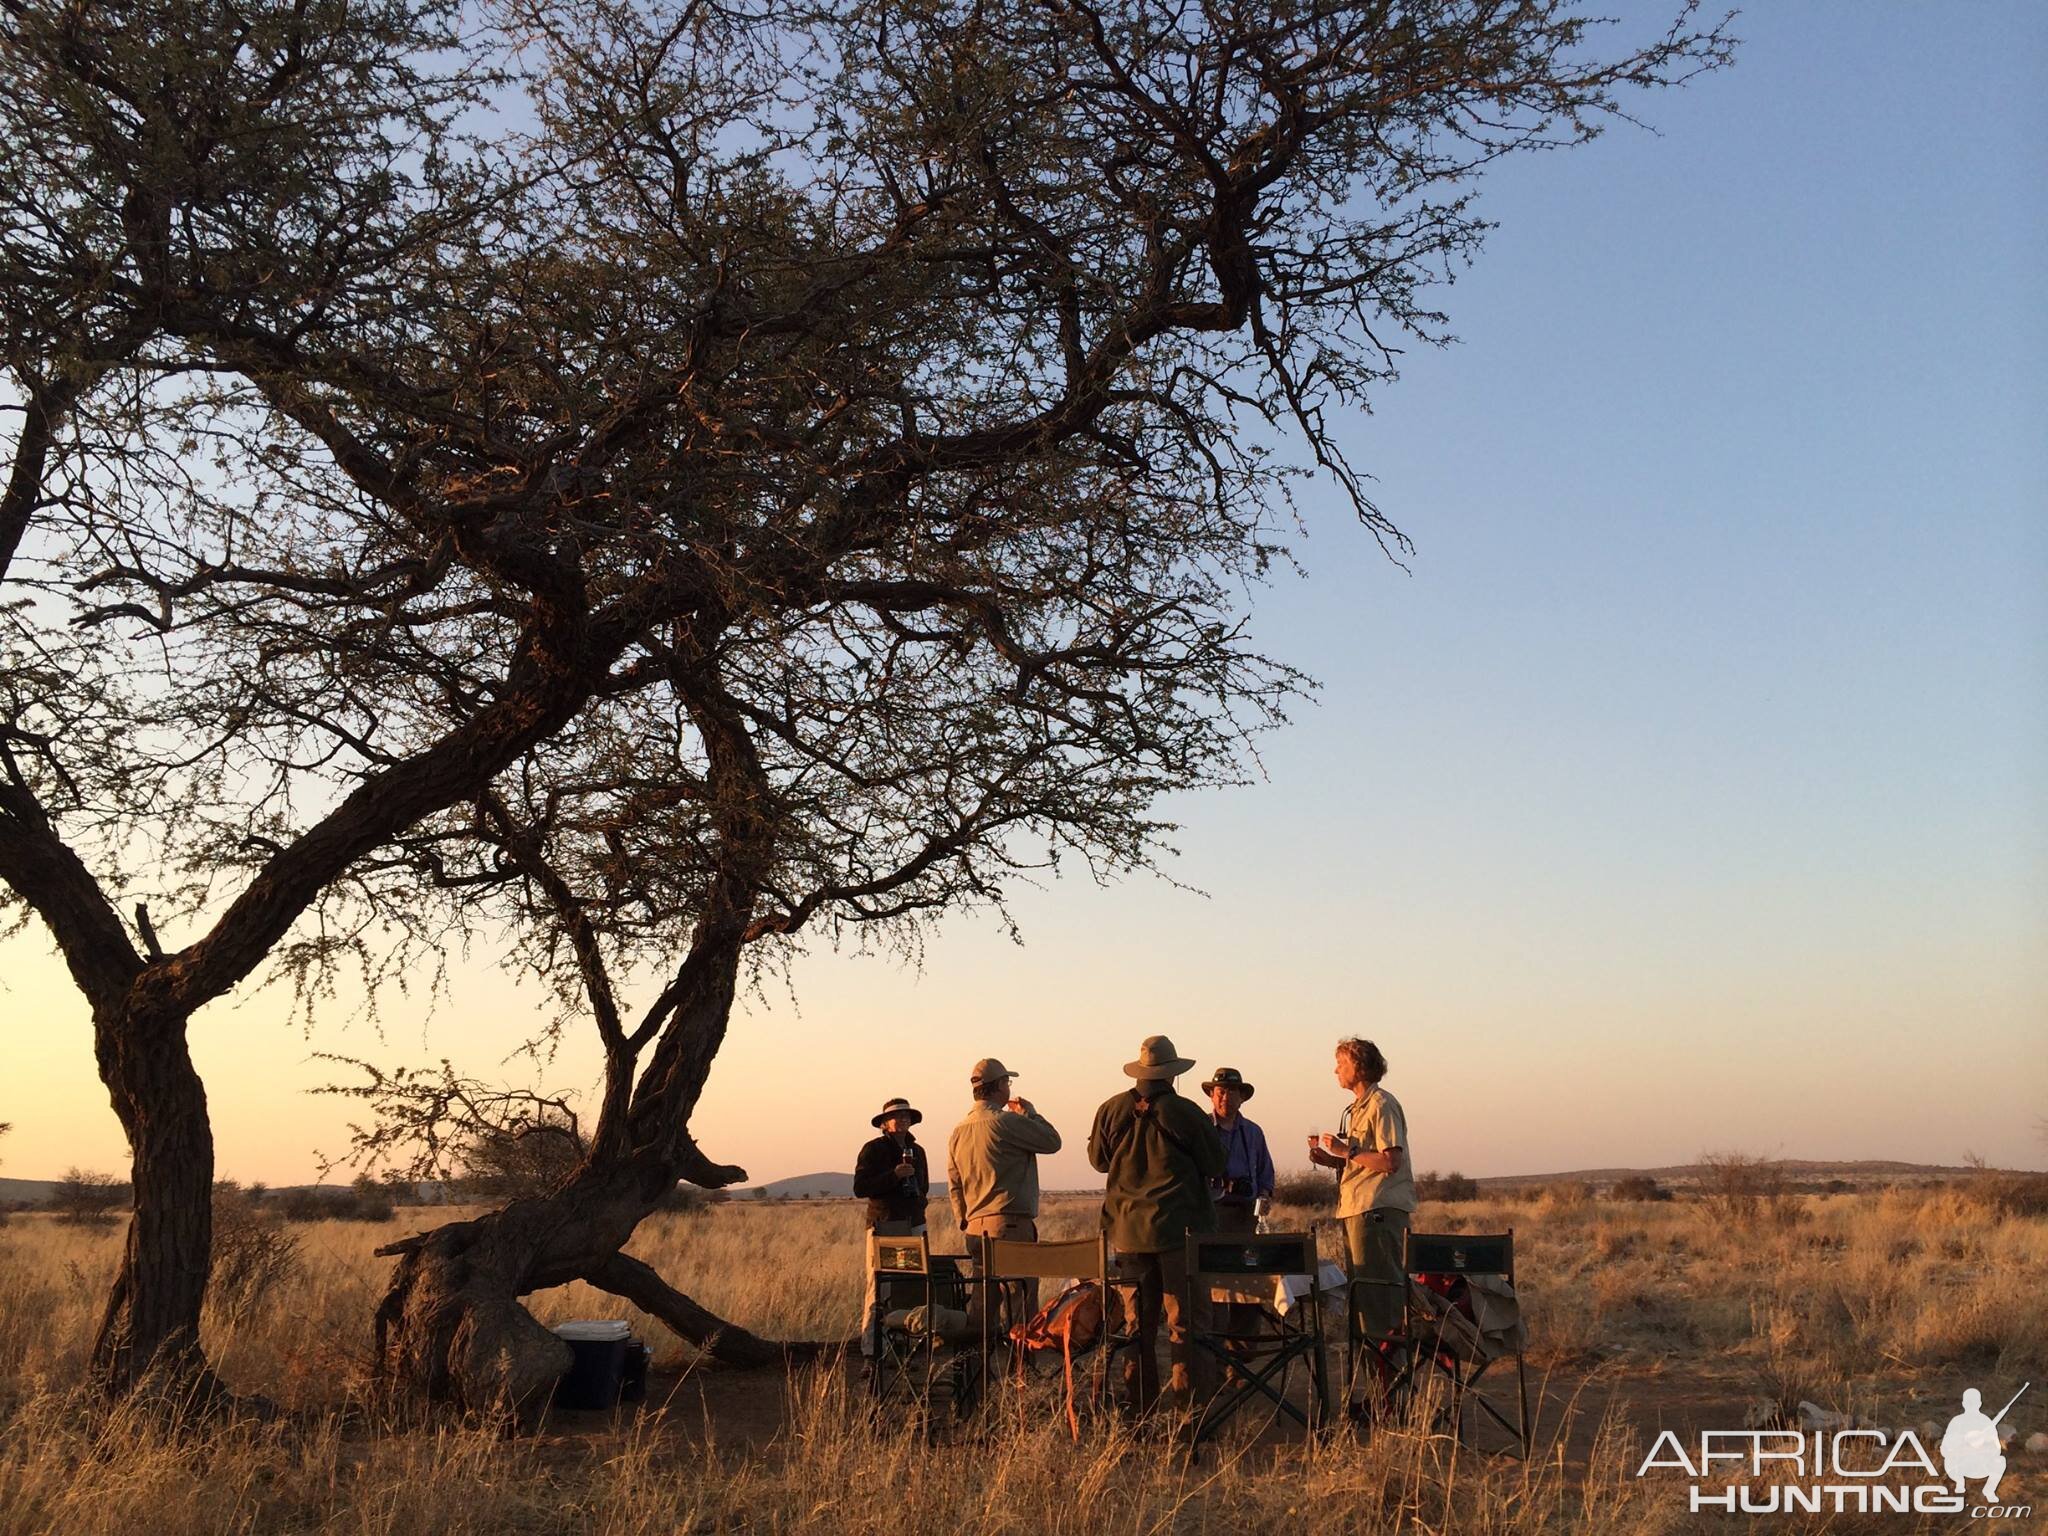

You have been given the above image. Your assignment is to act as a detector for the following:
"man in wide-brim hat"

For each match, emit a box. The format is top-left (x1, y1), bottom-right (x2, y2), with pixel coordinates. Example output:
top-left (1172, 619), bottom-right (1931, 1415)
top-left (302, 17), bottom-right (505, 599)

top-left (1087, 1035), bottom-right (1226, 1419)
top-left (1201, 1067), bottom-right (1275, 1237)
top-left (853, 1096), bottom-right (930, 1363)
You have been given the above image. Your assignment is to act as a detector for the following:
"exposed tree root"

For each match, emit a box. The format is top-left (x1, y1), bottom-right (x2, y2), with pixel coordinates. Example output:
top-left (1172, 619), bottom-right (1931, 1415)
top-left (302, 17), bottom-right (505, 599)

top-left (586, 1252), bottom-right (836, 1367)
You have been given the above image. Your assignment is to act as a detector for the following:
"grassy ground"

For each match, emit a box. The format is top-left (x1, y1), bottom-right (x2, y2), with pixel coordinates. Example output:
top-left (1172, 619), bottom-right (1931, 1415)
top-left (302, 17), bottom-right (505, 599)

top-left (0, 1184), bottom-right (2042, 1534)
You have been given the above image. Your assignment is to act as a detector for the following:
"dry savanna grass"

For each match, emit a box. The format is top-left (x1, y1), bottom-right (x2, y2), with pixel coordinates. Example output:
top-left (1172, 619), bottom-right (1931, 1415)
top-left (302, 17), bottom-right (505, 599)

top-left (1, 1186), bottom-right (2043, 1534)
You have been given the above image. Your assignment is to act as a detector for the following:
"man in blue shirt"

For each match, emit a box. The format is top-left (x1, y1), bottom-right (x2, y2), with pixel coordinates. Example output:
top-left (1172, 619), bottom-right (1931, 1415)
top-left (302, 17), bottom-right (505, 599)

top-left (1202, 1067), bottom-right (1275, 1236)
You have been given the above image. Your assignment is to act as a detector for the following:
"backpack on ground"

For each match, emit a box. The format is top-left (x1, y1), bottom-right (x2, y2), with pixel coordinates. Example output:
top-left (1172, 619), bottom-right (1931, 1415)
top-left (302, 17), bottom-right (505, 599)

top-left (1008, 1278), bottom-right (1108, 1436)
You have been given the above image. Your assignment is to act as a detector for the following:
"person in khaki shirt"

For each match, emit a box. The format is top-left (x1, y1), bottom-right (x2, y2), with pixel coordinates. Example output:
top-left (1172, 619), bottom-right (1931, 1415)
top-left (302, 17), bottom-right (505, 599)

top-left (1309, 1036), bottom-right (1415, 1413)
top-left (947, 1056), bottom-right (1061, 1333)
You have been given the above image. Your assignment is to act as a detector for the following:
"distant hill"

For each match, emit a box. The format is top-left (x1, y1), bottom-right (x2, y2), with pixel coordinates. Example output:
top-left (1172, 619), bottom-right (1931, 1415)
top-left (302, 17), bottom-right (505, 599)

top-left (730, 1171), bottom-right (953, 1201)
top-left (741, 1172), bottom-right (856, 1199)
top-left (0, 1177), bottom-right (56, 1206)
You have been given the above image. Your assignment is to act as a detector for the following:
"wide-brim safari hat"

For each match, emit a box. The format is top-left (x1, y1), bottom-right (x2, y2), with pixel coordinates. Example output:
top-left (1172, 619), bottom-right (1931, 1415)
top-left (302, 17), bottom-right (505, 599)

top-left (1200, 1066), bottom-right (1254, 1100)
top-left (1123, 1034), bottom-right (1198, 1080)
top-left (872, 1096), bottom-right (923, 1128)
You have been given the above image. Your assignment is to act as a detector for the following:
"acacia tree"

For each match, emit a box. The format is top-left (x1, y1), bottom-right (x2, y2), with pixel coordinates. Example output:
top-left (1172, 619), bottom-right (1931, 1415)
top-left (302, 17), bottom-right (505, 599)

top-left (2, 0), bottom-right (1731, 1407)
top-left (334, 476), bottom-right (1304, 1398)
top-left (312, 0), bottom-right (1732, 1407)
top-left (0, 0), bottom-right (545, 1398)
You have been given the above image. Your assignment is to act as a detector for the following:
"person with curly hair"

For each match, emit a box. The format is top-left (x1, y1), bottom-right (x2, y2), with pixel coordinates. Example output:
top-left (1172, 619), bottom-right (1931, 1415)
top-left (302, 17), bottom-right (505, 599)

top-left (1311, 1036), bottom-right (1415, 1413)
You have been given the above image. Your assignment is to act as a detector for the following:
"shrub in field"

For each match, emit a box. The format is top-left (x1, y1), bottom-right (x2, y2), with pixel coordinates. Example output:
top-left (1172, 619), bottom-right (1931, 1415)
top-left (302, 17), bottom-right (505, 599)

top-left (49, 1169), bottom-right (127, 1226)
top-left (277, 1189), bottom-right (336, 1222)
top-left (1537, 1180), bottom-right (1595, 1212)
top-left (277, 1184), bottom-right (394, 1223)
top-left (1961, 1171), bottom-right (2048, 1219)
top-left (208, 1185), bottom-right (301, 1313)
top-left (347, 1177), bottom-right (396, 1223)
top-left (1698, 1151), bottom-right (1800, 1227)
top-left (1607, 1175), bottom-right (1670, 1202)
top-left (1270, 1171), bottom-right (1335, 1210)
top-left (1416, 1170), bottom-right (1480, 1203)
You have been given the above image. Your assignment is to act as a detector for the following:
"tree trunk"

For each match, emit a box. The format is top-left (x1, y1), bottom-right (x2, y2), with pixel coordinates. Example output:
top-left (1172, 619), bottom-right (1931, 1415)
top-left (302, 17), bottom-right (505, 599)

top-left (89, 1006), bottom-right (225, 1402)
top-left (376, 1155), bottom-right (823, 1415)
top-left (375, 1203), bottom-right (577, 1417)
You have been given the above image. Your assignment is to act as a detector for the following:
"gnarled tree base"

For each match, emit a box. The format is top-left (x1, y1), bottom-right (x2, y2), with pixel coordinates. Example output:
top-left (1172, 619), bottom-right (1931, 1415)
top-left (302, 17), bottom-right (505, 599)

top-left (375, 1218), bottom-right (575, 1418)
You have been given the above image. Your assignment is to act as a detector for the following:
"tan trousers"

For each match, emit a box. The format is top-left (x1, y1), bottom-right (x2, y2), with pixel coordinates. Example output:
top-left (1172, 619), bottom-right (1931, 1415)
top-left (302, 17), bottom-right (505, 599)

top-left (965, 1213), bottom-right (1038, 1339)
top-left (1342, 1208), bottom-right (1410, 1398)
top-left (1112, 1246), bottom-right (1213, 1416)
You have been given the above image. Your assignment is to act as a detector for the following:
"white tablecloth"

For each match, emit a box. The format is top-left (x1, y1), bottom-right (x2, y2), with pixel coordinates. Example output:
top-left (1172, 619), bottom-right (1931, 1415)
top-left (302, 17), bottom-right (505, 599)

top-left (1207, 1260), bottom-right (1348, 1318)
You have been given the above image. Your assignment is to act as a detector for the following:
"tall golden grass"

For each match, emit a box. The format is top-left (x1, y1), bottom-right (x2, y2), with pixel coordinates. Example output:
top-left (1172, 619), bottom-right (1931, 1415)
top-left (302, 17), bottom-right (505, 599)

top-left (0, 1184), bottom-right (2041, 1534)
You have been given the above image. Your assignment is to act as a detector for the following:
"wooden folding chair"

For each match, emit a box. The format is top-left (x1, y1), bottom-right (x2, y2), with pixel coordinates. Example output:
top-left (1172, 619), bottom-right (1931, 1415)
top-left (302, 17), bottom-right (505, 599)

top-left (1394, 1229), bottom-right (1530, 1455)
top-left (984, 1235), bottom-right (1112, 1438)
top-left (1184, 1229), bottom-right (1333, 1448)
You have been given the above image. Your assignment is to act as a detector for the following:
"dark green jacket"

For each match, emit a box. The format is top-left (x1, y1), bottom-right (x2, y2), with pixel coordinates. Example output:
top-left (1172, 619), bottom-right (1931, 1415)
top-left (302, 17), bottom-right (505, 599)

top-left (1087, 1085), bottom-right (1226, 1254)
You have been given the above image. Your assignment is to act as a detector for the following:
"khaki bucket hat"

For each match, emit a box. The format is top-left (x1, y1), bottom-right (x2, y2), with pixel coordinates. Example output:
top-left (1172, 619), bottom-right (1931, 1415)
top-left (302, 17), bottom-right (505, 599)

top-left (1123, 1034), bottom-right (1198, 1080)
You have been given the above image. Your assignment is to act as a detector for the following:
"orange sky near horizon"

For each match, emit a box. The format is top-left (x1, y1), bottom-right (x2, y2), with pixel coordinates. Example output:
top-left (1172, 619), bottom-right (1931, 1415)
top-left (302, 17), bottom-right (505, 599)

top-left (5, 7), bottom-right (2046, 1196)
top-left (7, 780), bottom-right (2043, 1192)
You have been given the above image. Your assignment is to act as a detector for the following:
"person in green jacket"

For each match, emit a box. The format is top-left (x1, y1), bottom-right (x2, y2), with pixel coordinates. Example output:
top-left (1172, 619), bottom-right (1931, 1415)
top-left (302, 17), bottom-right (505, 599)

top-left (1087, 1034), bottom-right (1226, 1419)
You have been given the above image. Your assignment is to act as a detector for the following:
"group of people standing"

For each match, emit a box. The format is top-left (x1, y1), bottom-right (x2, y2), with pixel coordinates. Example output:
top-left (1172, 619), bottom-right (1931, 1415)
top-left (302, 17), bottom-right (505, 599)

top-left (851, 1032), bottom-right (1414, 1419)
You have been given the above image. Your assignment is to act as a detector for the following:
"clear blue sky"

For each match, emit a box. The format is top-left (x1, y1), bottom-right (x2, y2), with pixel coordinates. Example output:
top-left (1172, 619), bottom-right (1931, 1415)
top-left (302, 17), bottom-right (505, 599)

top-left (6, 2), bottom-right (2044, 1186)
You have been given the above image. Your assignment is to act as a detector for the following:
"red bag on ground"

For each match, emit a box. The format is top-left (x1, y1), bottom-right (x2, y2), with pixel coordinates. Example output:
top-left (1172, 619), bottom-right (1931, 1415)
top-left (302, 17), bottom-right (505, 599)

top-left (1009, 1280), bottom-right (1106, 1436)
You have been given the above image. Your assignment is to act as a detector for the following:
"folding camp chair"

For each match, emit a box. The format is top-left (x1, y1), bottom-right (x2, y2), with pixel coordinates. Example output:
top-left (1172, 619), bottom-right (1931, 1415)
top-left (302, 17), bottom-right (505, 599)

top-left (983, 1235), bottom-right (1113, 1438)
top-left (1185, 1229), bottom-right (1333, 1448)
top-left (1393, 1229), bottom-right (1530, 1455)
top-left (867, 1231), bottom-right (979, 1431)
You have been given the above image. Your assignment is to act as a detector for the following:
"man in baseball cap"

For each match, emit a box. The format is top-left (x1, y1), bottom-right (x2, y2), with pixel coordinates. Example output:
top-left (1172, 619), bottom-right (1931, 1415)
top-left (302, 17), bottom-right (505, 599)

top-left (947, 1057), bottom-right (1062, 1335)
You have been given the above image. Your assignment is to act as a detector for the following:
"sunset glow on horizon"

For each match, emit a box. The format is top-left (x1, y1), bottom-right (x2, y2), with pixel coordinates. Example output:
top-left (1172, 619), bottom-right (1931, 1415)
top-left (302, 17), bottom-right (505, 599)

top-left (5, 2), bottom-right (2042, 1193)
